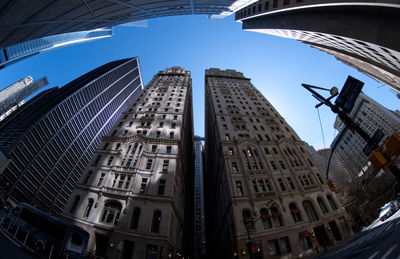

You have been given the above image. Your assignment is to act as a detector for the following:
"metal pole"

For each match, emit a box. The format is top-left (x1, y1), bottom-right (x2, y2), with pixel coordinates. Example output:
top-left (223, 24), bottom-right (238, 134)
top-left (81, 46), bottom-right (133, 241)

top-left (246, 225), bottom-right (253, 259)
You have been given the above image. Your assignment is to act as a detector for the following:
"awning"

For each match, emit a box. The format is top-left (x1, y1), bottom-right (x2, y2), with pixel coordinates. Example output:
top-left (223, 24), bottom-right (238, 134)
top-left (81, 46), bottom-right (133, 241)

top-left (261, 214), bottom-right (271, 219)
top-left (299, 231), bottom-right (310, 237)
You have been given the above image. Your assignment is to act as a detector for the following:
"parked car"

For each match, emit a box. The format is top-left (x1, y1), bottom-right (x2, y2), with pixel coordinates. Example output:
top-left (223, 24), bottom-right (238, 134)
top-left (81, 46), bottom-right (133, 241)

top-left (379, 200), bottom-right (399, 221)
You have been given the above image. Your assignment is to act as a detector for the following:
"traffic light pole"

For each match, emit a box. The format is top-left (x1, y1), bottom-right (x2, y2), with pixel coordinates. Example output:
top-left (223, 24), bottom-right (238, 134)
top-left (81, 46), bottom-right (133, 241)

top-left (242, 201), bottom-right (276, 259)
top-left (302, 82), bottom-right (400, 183)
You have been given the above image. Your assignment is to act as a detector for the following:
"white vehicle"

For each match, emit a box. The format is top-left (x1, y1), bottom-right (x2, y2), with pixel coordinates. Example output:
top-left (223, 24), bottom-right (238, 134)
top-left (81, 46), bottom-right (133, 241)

top-left (379, 201), bottom-right (399, 221)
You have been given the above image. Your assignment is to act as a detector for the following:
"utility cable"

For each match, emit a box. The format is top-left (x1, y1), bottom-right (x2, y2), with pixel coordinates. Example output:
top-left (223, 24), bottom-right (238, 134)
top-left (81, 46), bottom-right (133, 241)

top-left (317, 107), bottom-right (326, 148)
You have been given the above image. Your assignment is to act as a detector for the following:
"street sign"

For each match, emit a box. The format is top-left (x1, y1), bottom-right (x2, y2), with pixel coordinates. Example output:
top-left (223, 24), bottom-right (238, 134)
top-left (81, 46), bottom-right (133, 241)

top-left (335, 76), bottom-right (364, 114)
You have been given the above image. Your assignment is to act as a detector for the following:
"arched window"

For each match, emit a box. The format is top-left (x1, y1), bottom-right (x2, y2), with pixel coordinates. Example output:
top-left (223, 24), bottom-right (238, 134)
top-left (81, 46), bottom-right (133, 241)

top-left (69, 195), bottom-right (80, 214)
top-left (83, 198), bottom-right (94, 218)
top-left (302, 201), bottom-right (319, 222)
top-left (100, 201), bottom-right (122, 226)
top-left (151, 210), bottom-right (162, 233)
top-left (270, 207), bottom-right (283, 227)
top-left (260, 208), bottom-right (272, 229)
top-left (317, 197), bottom-right (328, 214)
top-left (327, 195), bottom-right (337, 210)
top-left (130, 207), bottom-right (141, 230)
top-left (289, 203), bottom-right (301, 222)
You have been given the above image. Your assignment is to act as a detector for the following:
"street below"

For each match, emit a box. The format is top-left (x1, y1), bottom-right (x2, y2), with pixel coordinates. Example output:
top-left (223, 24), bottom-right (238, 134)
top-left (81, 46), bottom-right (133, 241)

top-left (315, 210), bottom-right (400, 258)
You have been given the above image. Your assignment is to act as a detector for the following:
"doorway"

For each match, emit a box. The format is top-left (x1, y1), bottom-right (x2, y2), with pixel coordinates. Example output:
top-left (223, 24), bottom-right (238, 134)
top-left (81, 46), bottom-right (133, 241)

top-left (313, 225), bottom-right (331, 249)
top-left (329, 221), bottom-right (343, 241)
top-left (95, 233), bottom-right (110, 257)
top-left (121, 240), bottom-right (134, 259)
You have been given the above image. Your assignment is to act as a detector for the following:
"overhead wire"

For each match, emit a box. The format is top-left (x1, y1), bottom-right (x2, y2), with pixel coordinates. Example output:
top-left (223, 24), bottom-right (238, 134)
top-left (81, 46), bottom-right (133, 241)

top-left (316, 107), bottom-right (326, 149)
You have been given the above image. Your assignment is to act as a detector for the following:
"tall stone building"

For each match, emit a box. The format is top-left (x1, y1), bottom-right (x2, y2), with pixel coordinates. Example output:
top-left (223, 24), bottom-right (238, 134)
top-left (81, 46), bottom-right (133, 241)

top-left (332, 92), bottom-right (400, 177)
top-left (235, 0), bottom-right (400, 94)
top-left (0, 0), bottom-right (254, 49)
top-left (0, 58), bottom-right (142, 214)
top-left (204, 68), bottom-right (352, 259)
top-left (63, 67), bottom-right (194, 259)
top-left (306, 145), bottom-right (353, 191)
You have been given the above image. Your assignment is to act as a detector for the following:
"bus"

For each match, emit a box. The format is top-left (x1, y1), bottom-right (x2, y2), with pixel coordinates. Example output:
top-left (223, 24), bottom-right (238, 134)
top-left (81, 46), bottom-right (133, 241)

top-left (2, 203), bottom-right (89, 258)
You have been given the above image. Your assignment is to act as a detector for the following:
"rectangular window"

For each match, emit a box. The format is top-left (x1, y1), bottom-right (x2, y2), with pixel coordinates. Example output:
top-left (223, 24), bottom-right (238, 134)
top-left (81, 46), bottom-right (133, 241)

top-left (277, 178), bottom-right (287, 191)
top-left (236, 181), bottom-right (244, 196)
top-left (151, 145), bottom-right (157, 153)
top-left (225, 134), bottom-right (230, 140)
top-left (279, 237), bottom-right (291, 253)
top-left (169, 132), bottom-right (174, 139)
top-left (300, 236), bottom-right (312, 249)
top-left (268, 240), bottom-right (280, 256)
top-left (287, 177), bottom-right (295, 189)
top-left (159, 122), bottom-right (164, 128)
top-left (126, 159), bottom-right (132, 167)
top-left (270, 161), bottom-right (277, 170)
top-left (146, 159), bottom-right (153, 170)
top-left (158, 179), bottom-right (166, 195)
top-left (171, 123), bottom-right (176, 129)
top-left (140, 178), bottom-right (148, 193)
top-left (156, 131), bottom-right (161, 138)
top-left (107, 156), bottom-right (114, 166)
top-left (97, 173), bottom-right (105, 186)
top-left (265, 179), bottom-right (272, 191)
top-left (133, 159), bottom-right (137, 168)
top-left (232, 162), bottom-right (238, 173)
top-left (228, 148), bottom-right (234, 155)
top-left (118, 175), bottom-right (125, 188)
top-left (258, 180), bottom-right (266, 192)
top-left (252, 180), bottom-right (259, 192)
top-left (162, 160), bottom-right (169, 172)
top-left (166, 146), bottom-right (172, 154)
top-left (279, 160), bottom-right (286, 169)
top-left (125, 176), bottom-right (131, 189)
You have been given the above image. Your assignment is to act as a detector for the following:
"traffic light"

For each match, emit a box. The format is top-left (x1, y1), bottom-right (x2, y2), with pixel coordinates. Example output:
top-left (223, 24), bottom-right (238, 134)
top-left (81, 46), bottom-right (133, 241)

top-left (328, 181), bottom-right (337, 192)
top-left (385, 133), bottom-right (400, 157)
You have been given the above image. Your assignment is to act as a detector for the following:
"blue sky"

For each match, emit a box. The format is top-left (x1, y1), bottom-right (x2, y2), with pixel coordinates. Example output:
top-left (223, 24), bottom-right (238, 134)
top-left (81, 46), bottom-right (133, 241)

top-left (0, 15), bottom-right (398, 150)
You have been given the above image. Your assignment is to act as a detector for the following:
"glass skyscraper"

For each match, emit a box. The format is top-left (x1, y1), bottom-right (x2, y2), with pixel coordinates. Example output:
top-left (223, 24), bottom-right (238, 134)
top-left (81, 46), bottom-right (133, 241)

top-left (0, 76), bottom-right (48, 120)
top-left (0, 57), bottom-right (143, 215)
top-left (0, 28), bottom-right (113, 69)
top-left (0, 1), bottom-right (254, 49)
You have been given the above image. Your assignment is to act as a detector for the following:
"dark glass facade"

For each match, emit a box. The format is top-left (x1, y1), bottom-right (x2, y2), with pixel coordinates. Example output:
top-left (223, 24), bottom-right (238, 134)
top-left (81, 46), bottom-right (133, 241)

top-left (0, 57), bottom-right (142, 215)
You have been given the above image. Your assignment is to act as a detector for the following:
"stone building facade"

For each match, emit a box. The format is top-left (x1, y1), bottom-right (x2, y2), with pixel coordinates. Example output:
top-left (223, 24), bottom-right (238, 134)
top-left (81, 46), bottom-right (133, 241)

top-left (204, 68), bottom-right (352, 259)
top-left (63, 67), bottom-right (194, 259)
top-left (306, 145), bottom-right (353, 191)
